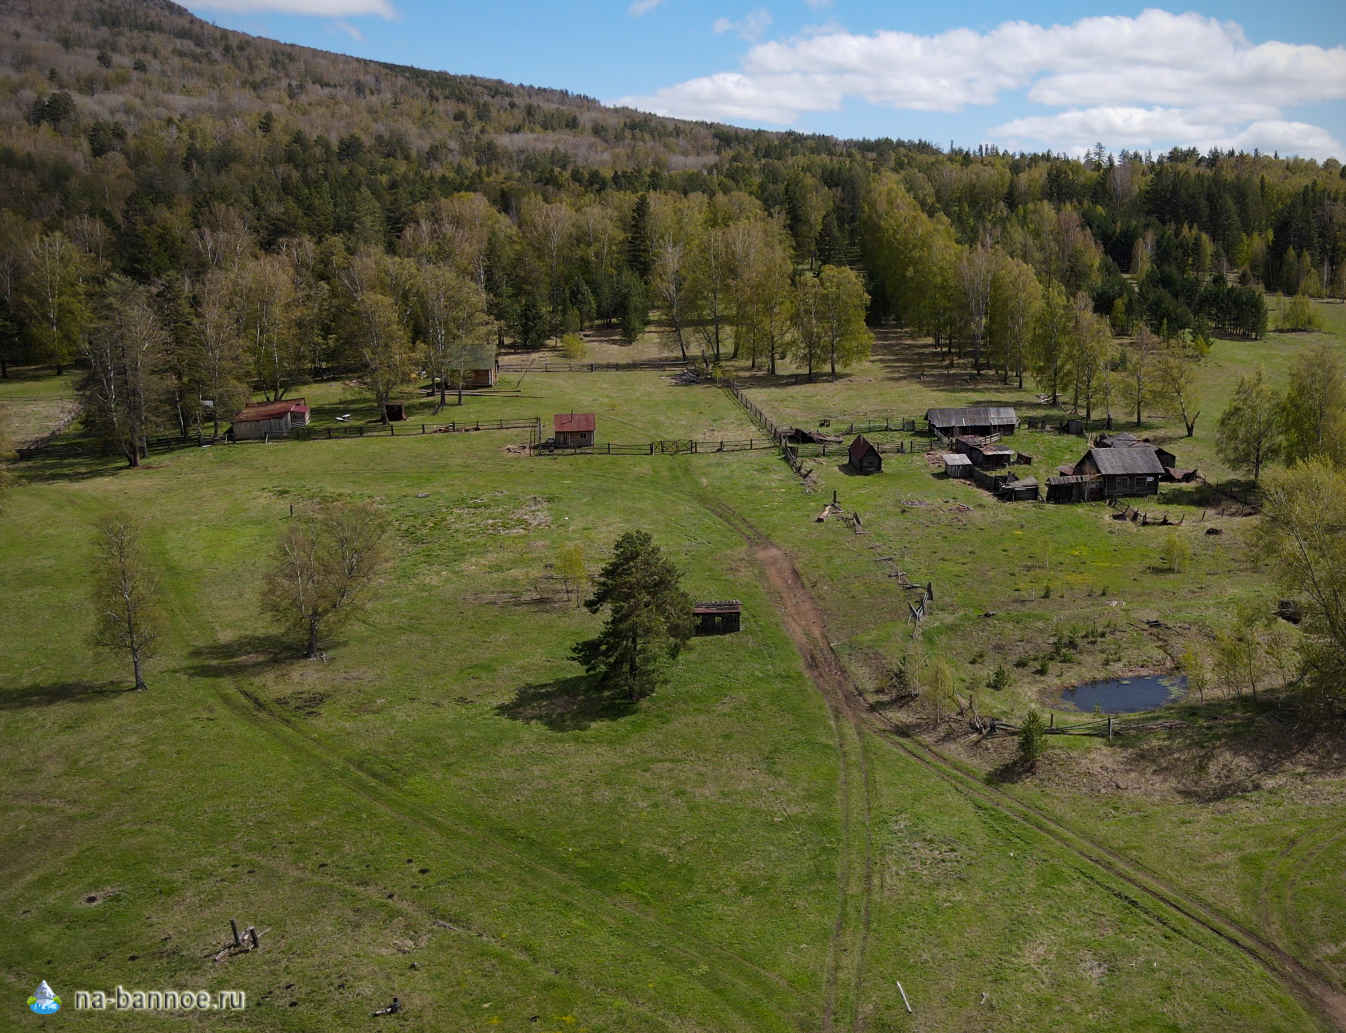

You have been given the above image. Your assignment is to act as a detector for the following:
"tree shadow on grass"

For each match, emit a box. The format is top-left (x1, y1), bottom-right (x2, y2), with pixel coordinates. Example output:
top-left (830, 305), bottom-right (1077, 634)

top-left (1119, 696), bottom-right (1346, 802)
top-left (182, 632), bottom-right (309, 679)
top-left (495, 675), bottom-right (637, 731)
top-left (0, 680), bottom-right (135, 710)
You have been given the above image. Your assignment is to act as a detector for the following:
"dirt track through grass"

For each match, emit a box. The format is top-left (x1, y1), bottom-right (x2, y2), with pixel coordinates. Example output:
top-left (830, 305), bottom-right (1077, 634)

top-left (698, 494), bottom-right (874, 1033)
top-left (702, 495), bottom-right (1346, 1033)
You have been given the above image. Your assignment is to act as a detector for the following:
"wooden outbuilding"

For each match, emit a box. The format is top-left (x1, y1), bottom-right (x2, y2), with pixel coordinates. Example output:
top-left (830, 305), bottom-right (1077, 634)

top-left (954, 435), bottom-right (1014, 469)
top-left (553, 412), bottom-right (596, 449)
top-left (999, 477), bottom-right (1040, 502)
top-left (694, 600), bottom-right (741, 635)
top-left (230, 398), bottom-right (310, 440)
top-left (1073, 445), bottom-right (1164, 498)
top-left (925, 406), bottom-right (1018, 439)
top-left (384, 402), bottom-right (407, 422)
top-left (848, 434), bottom-right (882, 474)
top-left (1047, 474), bottom-right (1099, 503)
top-left (453, 339), bottom-right (499, 388)
top-left (942, 453), bottom-right (972, 478)
top-left (1095, 431), bottom-right (1177, 472)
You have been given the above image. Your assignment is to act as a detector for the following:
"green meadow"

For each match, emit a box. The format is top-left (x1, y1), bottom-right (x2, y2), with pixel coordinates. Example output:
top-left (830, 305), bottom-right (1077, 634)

top-left (1, 300), bottom-right (1344, 1031)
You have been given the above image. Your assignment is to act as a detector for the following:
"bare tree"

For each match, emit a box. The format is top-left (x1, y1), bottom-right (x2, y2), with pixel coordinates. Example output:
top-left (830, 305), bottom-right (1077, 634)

top-left (262, 502), bottom-right (389, 659)
top-left (80, 277), bottom-right (168, 467)
top-left (91, 514), bottom-right (162, 690)
top-left (958, 237), bottom-right (994, 373)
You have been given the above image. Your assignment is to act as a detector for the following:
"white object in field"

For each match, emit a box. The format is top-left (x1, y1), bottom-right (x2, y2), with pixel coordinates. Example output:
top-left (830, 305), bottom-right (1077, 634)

top-left (896, 980), bottom-right (912, 1013)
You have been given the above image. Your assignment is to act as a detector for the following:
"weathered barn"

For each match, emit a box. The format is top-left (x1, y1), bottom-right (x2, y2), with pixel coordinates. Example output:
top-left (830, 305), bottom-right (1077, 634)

top-left (954, 435), bottom-right (1014, 469)
top-left (999, 477), bottom-right (1040, 502)
top-left (784, 427), bottom-right (842, 445)
top-left (694, 601), bottom-right (741, 634)
top-left (1095, 431), bottom-right (1177, 471)
top-left (453, 340), bottom-right (499, 388)
top-left (553, 412), bottom-right (596, 449)
top-left (231, 398), bottom-right (310, 440)
top-left (942, 453), bottom-right (972, 478)
top-left (926, 406), bottom-right (1018, 439)
top-left (1073, 446), bottom-right (1164, 498)
top-left (848, 434), bottom-right (882, 474)
top-left (1047, 474), bottom-right (1099, 503)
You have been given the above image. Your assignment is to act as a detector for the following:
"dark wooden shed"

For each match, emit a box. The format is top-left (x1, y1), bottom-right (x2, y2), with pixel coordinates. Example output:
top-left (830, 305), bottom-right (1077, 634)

top-left (554, 412), bottom-right (596, 449)
top-left (848, 434), bottom-right (882, 474)
top-left (384, 402), bottom-right (407, 422)
top-left (955, 435), bottom-right (1014, 469)
top-left (694, 601), bottom-right (741, 635)
top-left (1047, 474), bottom-right (1099, 503)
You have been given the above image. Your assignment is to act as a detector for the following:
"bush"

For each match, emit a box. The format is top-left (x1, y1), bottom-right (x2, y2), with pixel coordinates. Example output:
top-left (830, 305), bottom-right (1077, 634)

top-left (1017, 710), bottom-right (1047, 771)
top-left (1277, 293), bottom-right (1318, 332)
top-left (988, 663), bottom-right (1009, 691)
top-left (560, 332), bottom-right (586, 360)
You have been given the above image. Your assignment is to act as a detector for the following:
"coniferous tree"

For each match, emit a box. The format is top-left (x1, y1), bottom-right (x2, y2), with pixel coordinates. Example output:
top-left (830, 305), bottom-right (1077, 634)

top-left (572, 531), bottom-right (694, 701)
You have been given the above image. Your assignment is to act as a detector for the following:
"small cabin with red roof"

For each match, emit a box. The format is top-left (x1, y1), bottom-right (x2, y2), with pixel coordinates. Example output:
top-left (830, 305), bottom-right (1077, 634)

top-left (554, 412), bottom-right (595, 449)
top-left (231, 398), bottom-right (310, 440)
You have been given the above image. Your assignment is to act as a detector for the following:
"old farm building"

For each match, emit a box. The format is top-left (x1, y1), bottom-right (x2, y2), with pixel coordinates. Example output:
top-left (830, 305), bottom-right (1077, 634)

top-left (1074, 445), bottom-right (1165, 498)
top-left (848, 434), bottom-right (882, 474)
top-left (553, 412), bottom-right (596, 449)
top-left (231, 398), bottom-right (310, 440)
top-left (693, 601), bottom-right (741, 635)
top-left (926, 406), bottom-right (1018, 440)
top-left (453, 339), bottom-right (499, 388)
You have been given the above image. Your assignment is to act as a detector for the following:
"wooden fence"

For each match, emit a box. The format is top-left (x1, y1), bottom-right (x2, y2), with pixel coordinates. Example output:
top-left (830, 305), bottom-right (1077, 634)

top-left (497, 358), bottom-right (692, 373)
top-left (541, 437), bottom-right (779, 457)
top-left (16, 417), bottom-right (543, 461)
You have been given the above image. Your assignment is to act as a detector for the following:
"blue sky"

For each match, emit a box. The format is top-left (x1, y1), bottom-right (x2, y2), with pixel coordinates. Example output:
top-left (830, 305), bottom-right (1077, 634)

top-left (183, 0), bottom-right (1346, 161)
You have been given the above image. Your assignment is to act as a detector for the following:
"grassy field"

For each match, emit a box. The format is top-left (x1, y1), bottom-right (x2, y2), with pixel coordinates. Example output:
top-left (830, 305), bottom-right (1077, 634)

top-left (1, 303), bottom-right (1344, 1030)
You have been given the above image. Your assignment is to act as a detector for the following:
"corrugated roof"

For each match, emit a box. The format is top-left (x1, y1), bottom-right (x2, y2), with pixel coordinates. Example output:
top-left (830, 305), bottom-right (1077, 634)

top-left (234, 398), bottom-right (308, 422)
top-left (554, 412), bottom-right (595, 432)
top-left (1086, 445), bottom-right (1165, 476)
top-left (942, 453), bottom-right (972, 465)
top-left (926, 406), bottom-right (1018, 428)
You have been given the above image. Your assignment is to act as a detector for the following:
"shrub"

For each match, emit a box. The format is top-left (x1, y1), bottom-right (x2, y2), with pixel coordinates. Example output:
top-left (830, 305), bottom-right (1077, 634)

top-left (560, 332), bottom-right (586, 360)
top-left (988, 663), bottom-right (1009, 691)
top-left (1017, 710), bottom-right (1047, 771)
top-left (1159, 532), bottom-right (1191, 573)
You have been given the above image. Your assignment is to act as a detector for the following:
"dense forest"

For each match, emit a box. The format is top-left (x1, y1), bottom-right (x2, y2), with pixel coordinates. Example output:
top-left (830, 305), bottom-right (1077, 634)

top-left (0, 0), bottom-right (1344, 460)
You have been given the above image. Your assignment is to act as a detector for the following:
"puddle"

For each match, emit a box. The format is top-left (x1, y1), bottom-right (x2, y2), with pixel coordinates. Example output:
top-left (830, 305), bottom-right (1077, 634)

top-left (1061, 673), bottom-right (1186, 714)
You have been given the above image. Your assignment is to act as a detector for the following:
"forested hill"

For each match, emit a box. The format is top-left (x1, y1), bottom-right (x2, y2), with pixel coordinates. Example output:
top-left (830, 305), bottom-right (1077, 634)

top-left (0, 0), bottom-right (1344, 438)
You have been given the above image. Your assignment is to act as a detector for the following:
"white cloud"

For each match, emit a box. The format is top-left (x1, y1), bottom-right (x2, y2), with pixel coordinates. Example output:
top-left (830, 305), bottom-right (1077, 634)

top-left (991, 107), bottom-right (1344, 161)
top-left (192, 0), bottom-right (395, 15)
top-left (714, 8), bottom-right (772, 42)
top-left (615, 9), bottom-right (1346, 159)
top-left (331, 19), bottom-right (363, 40)
top-left (628, 0), bottom-right (662, 16)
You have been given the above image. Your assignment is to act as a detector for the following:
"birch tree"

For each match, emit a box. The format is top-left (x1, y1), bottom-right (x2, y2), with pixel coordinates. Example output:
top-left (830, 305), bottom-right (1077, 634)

top-left (91, 514), bottom-right (162, 691)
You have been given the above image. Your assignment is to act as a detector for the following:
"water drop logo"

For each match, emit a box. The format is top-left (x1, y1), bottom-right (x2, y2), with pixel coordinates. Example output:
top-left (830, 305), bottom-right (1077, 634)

top-left (27, 980), bottom-right (60, 1014)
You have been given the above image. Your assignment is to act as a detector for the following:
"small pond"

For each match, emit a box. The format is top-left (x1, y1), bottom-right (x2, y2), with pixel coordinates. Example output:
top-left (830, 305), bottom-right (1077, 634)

top-left (1061, 673), bottom-right (1186, 714)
